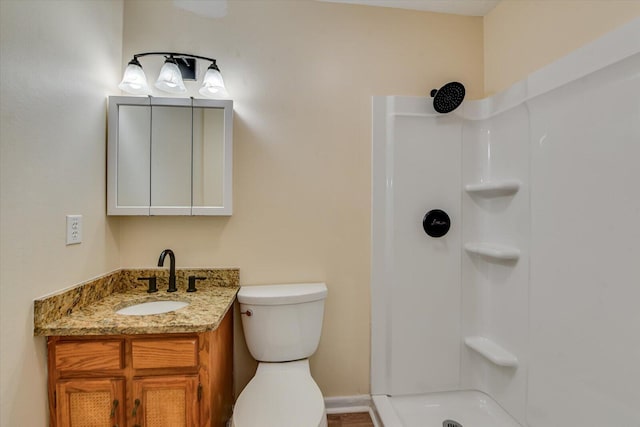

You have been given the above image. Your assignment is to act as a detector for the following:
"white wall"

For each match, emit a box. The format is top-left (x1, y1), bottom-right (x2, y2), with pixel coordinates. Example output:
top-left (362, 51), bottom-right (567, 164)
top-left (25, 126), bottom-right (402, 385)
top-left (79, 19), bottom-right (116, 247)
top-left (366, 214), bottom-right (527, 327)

top-left (0, 1), bottom-right (123, 425)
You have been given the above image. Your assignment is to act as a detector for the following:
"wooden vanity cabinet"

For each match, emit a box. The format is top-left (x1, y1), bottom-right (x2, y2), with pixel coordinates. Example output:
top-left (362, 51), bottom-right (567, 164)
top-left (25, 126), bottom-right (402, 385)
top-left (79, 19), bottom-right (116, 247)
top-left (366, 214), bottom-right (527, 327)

top-left (47, 310), bottom-right (233, 427)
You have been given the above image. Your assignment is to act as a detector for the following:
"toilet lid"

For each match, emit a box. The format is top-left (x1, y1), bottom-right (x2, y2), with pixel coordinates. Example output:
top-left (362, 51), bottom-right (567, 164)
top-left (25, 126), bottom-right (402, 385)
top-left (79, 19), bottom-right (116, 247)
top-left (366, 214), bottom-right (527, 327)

top-left (238, 283), bottom-right (327, 305)
top-left (234, 364), bottom-right (325, 427)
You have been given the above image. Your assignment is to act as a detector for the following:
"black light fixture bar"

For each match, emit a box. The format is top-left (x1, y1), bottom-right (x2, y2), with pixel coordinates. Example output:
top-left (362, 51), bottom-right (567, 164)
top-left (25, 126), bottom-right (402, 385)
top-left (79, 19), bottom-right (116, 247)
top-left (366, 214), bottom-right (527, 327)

top-left (131, 51), bottom-right (217, 63)
top-left (130, 52), bottom-right (218, 81)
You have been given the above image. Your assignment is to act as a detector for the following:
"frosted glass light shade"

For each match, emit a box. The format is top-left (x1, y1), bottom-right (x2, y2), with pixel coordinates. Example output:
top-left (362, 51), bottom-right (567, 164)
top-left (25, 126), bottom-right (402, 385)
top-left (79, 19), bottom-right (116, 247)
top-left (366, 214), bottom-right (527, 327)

top-left (199, 67), bottom-right (226, 97)
top-left (155, 61), bottom-right (186, 93)
top-left (118, 63), bottom-right (150, 95)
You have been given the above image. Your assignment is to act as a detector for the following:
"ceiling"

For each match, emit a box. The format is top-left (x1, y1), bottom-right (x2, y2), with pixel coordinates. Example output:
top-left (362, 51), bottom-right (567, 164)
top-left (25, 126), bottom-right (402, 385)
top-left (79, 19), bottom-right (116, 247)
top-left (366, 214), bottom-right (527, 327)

top-left (315, 0), bottom-right (501, 16)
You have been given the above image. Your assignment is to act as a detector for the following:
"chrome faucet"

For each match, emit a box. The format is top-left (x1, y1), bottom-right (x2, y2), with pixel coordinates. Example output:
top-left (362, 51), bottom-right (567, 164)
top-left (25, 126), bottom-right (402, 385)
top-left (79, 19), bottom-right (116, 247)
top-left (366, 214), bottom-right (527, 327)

top-left (158, 249), bottom-right (177, 292)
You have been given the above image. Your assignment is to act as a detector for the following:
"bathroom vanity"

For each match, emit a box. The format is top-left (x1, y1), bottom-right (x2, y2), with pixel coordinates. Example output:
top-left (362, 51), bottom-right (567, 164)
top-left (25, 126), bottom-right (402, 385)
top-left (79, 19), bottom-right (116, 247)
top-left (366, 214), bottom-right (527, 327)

top-left (47, 321), bottom-right (231, 427)
top-left (34, 268), bottom-right (239, 427)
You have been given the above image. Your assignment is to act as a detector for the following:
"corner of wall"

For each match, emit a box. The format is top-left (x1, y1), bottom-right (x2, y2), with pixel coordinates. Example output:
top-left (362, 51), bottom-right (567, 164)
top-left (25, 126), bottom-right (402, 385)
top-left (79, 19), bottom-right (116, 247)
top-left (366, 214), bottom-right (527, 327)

top-left (482, 0), bottom-right (640, 97)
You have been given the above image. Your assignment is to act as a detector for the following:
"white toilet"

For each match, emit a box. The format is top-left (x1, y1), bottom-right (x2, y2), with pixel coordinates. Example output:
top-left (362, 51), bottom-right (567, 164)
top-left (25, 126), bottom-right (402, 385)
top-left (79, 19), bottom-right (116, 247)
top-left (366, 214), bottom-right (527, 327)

top-left (232, 282), bottom-right (328, 427)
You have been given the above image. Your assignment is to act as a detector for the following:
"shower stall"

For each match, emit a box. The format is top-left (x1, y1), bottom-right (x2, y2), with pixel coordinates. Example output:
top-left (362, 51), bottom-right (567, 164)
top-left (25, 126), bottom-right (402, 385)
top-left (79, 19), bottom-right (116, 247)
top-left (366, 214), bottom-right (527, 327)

top-left (371, 19), bottom-right (640, 427)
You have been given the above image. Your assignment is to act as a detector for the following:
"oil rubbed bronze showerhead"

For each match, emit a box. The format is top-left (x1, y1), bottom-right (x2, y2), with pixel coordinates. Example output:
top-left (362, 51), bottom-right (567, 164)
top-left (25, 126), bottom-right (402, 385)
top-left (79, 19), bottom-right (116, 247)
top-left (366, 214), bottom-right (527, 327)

top-left (430, 82), bottom-right (465, 113)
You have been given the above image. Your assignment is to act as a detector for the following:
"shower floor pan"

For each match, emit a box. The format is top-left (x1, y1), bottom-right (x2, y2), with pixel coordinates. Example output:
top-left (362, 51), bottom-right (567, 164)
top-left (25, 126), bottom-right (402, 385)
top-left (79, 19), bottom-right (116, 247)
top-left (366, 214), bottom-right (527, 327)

top-left (372, 390), bottom-right (521, 427)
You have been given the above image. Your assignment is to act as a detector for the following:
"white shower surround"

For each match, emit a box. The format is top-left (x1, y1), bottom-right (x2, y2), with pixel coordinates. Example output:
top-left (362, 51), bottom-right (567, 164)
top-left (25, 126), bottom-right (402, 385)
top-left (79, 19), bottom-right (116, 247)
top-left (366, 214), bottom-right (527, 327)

top-left (371, 18), bottom-right (640, 427)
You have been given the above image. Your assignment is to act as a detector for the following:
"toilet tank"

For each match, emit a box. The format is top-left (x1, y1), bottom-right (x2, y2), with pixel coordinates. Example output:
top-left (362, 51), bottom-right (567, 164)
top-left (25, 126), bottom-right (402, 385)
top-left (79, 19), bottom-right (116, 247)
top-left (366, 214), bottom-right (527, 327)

top-left (237, 283), bottom-right (328, 362)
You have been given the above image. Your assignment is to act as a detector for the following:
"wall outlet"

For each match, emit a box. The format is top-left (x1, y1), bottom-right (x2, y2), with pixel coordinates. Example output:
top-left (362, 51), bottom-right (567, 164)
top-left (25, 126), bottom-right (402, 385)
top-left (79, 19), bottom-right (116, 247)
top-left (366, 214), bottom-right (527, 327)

top-left (66, 215), bottom-right (82, 245)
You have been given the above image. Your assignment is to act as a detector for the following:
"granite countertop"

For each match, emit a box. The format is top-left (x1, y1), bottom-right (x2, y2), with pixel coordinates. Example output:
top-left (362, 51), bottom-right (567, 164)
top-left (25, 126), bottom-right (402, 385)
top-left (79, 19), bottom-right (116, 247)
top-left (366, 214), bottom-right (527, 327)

top-left (34, 268), bottom-right (239, 336)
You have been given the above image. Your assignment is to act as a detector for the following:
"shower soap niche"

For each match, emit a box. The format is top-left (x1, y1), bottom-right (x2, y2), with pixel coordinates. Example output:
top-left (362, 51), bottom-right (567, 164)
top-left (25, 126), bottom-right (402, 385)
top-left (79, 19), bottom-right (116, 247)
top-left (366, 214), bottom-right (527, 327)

top-left (464, 180), bottom-right (520, 197)
top-left (464, 242), bottom-right (520, 261)
top-left (464, 336), bottom-right (518, 368)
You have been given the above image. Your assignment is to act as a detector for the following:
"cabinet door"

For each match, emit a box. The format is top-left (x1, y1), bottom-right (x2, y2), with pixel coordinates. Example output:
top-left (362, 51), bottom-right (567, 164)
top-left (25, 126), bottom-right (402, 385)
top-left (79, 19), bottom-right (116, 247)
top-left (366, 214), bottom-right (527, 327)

top-left (56, 378), bottom-right (125, 427)
top-left (131, 376), bottom-right (200, 427)
top-left (150, 102), bottom-right (192, 215)
top-left (107, 96), bottom-right (152, 215)
top-left (191, 101), bottom-right (233, 216)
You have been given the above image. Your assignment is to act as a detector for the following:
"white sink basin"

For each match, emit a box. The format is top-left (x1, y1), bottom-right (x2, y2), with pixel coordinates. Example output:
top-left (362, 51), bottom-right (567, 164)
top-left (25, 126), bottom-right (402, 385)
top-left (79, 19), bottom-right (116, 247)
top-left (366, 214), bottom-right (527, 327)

top-left (116, 300), bottom-right (189, 316)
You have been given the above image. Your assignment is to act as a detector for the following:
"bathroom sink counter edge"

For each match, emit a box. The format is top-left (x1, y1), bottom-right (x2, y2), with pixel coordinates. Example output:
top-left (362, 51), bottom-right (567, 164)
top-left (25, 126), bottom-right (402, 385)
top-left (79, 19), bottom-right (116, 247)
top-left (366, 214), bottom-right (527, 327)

top-left (33, 268), bottom-right (239, 336)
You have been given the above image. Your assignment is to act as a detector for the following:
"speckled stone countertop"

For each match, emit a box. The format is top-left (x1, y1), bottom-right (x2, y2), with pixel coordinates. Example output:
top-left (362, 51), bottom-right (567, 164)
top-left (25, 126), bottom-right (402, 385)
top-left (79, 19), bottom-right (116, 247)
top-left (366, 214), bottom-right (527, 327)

top-left (34, 268), bottom-right (239, 336)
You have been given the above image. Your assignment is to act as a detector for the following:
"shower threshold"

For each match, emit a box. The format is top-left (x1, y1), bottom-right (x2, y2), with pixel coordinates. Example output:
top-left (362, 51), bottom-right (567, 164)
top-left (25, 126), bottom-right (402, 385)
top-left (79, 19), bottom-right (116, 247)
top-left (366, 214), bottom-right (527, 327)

top-left (372, 390), bottom-right (522, 427)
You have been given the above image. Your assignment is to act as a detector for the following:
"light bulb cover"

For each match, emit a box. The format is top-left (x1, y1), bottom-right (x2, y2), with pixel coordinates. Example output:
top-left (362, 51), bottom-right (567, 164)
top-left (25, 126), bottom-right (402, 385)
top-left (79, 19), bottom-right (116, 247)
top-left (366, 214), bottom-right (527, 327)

top-left (118, 58), bottom-right (150, 95)
top-left (155, 57), bottom-right (186, 93)
top-left (199, 62), bottom-right (226, 97)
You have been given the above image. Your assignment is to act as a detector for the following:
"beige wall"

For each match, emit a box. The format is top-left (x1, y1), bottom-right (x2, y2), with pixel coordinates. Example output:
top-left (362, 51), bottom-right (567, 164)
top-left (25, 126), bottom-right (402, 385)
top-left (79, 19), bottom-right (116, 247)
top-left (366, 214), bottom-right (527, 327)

top-left (3, 1), bottom-right (637, 424)
top-left (0, 1), bottom-right (123, 425)
top-left (484, 0), bottom-right (640, 95)
top-left (119, 0), bottom-right (483, 396)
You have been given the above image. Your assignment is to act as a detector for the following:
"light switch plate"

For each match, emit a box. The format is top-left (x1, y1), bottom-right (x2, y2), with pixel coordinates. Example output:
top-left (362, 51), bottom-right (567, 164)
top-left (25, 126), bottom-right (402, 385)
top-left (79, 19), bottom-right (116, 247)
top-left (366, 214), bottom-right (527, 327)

top-left (66, 215), bottom-right (82, 245)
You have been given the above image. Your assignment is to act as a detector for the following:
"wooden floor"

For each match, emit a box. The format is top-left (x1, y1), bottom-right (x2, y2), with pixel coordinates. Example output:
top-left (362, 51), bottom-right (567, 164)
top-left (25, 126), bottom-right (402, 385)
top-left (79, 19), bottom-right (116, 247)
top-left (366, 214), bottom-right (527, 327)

top-left (327, 412), bottom-right (375, 427)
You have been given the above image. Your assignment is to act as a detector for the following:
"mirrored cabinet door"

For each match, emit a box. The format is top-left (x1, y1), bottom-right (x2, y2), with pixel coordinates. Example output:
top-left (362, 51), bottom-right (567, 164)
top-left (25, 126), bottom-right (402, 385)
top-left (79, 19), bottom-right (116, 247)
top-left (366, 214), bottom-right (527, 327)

top-left (117, 104), bottom-right (151, 210)
top-left (107, 96), bottom-right (233, 216)
top-left (192, 100), bottom-right (232, 215)
top-left (150, 100), bottom-right (192, 215)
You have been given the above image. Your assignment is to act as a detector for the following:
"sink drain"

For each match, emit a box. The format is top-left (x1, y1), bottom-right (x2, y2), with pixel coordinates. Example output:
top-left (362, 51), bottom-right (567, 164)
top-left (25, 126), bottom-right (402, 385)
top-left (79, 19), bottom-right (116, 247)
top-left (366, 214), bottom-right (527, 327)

top-left (443, 420), bottom-right (463, 427)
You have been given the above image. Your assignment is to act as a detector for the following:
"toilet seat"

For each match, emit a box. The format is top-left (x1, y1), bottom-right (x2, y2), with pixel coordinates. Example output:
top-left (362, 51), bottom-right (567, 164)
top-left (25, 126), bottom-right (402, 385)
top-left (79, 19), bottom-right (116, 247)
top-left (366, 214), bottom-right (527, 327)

top-left (233, 360), bottom-right (327, 427)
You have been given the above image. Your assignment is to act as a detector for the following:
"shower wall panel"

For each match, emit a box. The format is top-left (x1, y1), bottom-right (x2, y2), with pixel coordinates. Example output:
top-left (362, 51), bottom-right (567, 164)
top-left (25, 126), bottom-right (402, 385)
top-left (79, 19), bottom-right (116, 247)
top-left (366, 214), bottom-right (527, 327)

top-left (372, 97), bottom-right (462, 396)
top-left (526, 52), bottom-right (640, 427)
top-left (460, 105), bottom-right (530, 425)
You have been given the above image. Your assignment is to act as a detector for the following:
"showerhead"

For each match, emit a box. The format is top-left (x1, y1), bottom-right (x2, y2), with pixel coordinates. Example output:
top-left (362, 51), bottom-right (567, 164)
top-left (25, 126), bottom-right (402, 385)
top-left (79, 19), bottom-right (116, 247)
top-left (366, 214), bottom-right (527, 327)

top-left (430, 82), bottom-right (465, 113)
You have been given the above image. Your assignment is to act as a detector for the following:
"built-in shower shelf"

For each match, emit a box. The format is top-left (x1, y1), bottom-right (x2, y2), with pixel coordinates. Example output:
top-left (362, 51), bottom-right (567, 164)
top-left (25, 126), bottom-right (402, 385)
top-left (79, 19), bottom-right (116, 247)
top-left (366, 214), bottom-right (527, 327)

top-left (464, 242), bottom-right (520, 261)
top-left (464, 180), bottom-right (520, 197)
top-left (464, 336), bottom-right (518, 368)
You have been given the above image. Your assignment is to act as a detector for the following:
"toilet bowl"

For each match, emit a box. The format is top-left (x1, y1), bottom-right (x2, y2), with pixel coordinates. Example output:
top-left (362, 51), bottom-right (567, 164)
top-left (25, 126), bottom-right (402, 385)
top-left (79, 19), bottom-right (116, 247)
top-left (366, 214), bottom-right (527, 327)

top-left (232, 283), bottom-right (328, 427)
top-left (232, 360), bottom-right (327, 427)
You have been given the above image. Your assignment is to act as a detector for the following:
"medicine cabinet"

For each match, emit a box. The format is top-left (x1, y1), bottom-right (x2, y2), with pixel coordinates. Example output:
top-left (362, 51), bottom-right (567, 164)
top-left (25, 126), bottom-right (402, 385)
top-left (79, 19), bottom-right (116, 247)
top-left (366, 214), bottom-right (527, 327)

top-left (107, 96), bottom-right (233, 215)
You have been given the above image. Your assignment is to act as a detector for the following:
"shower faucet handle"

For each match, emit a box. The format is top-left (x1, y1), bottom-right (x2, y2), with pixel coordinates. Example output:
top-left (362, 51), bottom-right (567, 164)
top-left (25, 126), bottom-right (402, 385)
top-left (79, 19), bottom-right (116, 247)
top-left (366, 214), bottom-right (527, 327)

top-left (423, 209), bottom-right (451, 238)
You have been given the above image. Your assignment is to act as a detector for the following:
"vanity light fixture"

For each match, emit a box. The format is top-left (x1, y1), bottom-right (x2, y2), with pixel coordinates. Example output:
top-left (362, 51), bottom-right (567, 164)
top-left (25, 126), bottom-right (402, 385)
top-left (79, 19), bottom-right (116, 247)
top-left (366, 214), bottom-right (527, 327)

top-left (155, 56), bottom-right (187, 93)
top-left (118, 52), bottom-right (227, 97)
top-left (200, 62), bottom-right (226, 97)
top-left (119, 57), bottom-right (150, 95)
